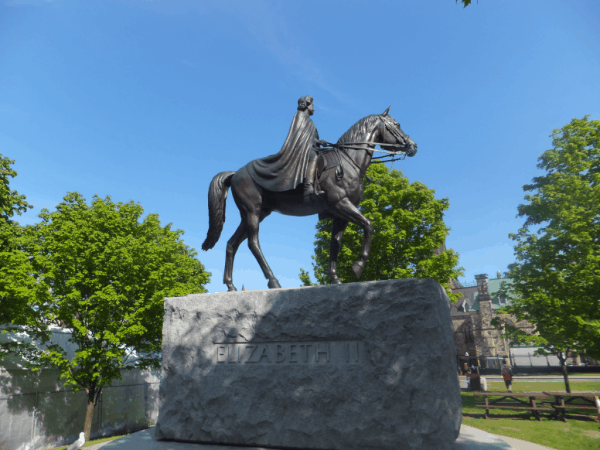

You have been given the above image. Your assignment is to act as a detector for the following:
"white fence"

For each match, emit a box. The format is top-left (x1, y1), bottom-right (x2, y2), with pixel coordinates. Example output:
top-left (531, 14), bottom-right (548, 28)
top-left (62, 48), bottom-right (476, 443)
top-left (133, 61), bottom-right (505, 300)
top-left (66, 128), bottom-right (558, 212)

top-left (0, 369), bottom-right (159, 450)
top-left (510, 349), bottom-right (561, 367)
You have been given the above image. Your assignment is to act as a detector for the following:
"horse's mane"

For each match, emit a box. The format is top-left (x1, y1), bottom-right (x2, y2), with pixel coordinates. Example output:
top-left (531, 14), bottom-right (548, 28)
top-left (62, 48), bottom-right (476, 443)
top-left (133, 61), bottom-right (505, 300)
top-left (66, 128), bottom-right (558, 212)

top-left (337, 114), bottom-right (380, 144)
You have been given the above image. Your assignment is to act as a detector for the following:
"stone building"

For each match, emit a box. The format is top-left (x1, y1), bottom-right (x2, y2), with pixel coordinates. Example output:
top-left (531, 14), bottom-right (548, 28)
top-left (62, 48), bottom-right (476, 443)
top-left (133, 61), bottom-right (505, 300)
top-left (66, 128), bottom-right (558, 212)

top-left (449, 273), bottom-right (596, 368)
top-left (450, 273), bottom-right (534, 368)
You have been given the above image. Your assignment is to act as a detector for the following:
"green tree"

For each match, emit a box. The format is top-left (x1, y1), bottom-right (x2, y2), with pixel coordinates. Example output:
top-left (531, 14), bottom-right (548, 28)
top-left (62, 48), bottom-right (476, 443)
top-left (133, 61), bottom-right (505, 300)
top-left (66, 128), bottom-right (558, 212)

top-left (492, 281), bottom-right (578, 393)
top-left (493, 116), bottom-right (600, 392)
top-left (301, 163), bottom-right (463, 301)
top-left (299, 268), bottom-right (317, 287)
top-left (2, 192), bottom-right (211, 440)
top-left (0, 155), bottom-right (34, 325)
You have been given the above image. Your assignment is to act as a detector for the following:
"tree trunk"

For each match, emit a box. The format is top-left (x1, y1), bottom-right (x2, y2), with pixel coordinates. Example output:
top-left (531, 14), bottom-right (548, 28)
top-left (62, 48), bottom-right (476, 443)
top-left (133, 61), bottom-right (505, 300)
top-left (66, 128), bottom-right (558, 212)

top-left (83, 399), bottom-right (94, 442)
top-left (558, 351), bottom-right (571, 393)
top-left (83, 387), bottom-right (102, 442)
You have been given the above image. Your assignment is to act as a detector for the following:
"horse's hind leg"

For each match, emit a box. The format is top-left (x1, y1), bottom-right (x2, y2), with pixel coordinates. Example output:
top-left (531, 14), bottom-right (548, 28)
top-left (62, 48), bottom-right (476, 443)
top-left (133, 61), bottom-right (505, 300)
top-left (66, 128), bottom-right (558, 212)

top-left (223, 210), bottom-right (274, 291)
top-left (329, 218), bottom-right (349, 284)
top-left (224, 223), bottom-right (247, 292)
top-left (229, 166), bottom-right (279, 289)
top-left (245, 209), bottom-right (280, 289)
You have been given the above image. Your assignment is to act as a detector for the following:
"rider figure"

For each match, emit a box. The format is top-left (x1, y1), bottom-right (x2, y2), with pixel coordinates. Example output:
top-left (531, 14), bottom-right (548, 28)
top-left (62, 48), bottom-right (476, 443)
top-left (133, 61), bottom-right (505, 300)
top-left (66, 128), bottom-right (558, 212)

top-left (244, 95), bottom-right (329, 202)
top-left (299, 96), bottom-right (328, 202)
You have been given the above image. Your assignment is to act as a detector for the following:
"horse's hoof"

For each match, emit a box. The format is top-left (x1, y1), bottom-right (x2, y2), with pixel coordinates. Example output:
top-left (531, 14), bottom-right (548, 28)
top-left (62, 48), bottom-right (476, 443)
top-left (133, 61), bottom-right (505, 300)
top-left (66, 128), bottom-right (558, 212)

top-left (352, 261), bottom-right (365, 278)
top-left (268, 279), bottom-right (282, 289)
top-left (331, 278), bottom-right (342, 285)
top-left (227, 285), bottom-right (238, 292)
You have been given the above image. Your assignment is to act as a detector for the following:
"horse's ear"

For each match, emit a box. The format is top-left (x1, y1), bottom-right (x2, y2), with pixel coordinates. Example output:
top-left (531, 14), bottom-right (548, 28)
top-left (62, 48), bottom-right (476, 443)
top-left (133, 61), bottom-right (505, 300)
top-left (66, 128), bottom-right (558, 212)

top-left (382, 106), bottom-right (391, 116)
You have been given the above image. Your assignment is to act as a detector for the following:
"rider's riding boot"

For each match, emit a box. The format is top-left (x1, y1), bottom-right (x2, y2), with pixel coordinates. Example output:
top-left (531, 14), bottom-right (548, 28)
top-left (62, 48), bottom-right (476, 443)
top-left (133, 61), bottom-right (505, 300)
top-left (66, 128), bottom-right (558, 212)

top-left (303, 156), bottom-right (324, 202)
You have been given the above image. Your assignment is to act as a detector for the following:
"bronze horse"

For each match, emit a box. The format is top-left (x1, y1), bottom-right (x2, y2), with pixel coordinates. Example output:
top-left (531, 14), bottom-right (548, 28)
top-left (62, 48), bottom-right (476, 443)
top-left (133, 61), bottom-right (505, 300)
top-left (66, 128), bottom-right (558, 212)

top-left (202, 108), bottom-right (417, 291)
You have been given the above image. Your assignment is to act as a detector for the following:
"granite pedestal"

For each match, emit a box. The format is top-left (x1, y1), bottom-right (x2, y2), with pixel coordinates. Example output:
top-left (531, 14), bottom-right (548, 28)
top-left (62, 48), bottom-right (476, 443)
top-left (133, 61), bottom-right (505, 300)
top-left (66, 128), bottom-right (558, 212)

top-left (155, 278), bottom-right (462, 450)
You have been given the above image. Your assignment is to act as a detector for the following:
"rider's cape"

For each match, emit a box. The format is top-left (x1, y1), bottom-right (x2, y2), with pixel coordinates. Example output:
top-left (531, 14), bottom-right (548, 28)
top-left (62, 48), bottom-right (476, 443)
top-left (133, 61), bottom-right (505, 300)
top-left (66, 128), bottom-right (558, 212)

top-left (246, 110), bottom-right (319, 192)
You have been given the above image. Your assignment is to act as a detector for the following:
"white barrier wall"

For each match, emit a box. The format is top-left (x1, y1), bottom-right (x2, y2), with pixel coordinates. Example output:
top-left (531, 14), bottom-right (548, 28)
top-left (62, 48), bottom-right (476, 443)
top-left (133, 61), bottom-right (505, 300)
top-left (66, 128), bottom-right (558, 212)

top-left (0, 367), bottom-right (159, 450)
top-left (510, 347), bottom-right (561, 367)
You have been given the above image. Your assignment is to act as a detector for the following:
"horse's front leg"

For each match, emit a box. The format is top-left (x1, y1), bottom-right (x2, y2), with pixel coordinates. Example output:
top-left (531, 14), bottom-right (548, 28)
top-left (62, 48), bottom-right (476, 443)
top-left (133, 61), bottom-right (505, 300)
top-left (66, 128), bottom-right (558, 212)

top-left (329, 218), bottom-right (349, 284)
top-left (331, 198), bottom-right (373, 279)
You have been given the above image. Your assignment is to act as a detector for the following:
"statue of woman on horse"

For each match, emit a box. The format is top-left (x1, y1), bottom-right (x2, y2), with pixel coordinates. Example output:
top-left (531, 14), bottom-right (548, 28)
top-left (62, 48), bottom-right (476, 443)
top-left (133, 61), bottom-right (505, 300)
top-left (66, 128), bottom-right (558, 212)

top-left (245, 95), bottom-right (329, 202)
top-left (202, 97), bottom-right (418, 291)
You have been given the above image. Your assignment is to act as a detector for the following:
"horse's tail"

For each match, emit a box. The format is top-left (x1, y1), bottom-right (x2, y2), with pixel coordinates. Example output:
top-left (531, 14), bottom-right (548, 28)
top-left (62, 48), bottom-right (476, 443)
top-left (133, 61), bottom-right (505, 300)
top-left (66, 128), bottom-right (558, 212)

top-left (202, 171), bottom-right (236, 251)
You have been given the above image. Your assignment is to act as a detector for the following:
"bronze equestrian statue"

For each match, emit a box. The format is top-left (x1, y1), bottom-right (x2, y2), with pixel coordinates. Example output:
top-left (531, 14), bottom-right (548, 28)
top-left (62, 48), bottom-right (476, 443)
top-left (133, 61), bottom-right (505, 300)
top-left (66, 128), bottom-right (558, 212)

top-left (202, 97), bottom-right (417, 291)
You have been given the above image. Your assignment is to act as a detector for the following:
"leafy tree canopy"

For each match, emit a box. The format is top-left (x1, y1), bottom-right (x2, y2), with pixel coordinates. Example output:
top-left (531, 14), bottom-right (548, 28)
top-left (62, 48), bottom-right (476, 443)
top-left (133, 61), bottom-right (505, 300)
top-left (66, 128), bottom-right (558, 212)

top-left (0, 155), bottom-right (34, 325)
top-left (0, 155), bottom-right (32, 249)
top-left (496, 116), bottom-right (600, 367)
top-left (301, 163), bottom-right (463, 301)
top-left (299, 268), bottom-right (317, 287)
top-left (1, 192), bottom-right (211, 439)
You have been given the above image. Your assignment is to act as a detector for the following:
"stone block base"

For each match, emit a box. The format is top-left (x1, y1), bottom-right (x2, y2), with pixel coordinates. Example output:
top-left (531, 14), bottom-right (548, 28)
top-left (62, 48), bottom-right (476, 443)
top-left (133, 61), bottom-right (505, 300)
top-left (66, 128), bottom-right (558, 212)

top-left (155, 279), bottom-right (462, 450)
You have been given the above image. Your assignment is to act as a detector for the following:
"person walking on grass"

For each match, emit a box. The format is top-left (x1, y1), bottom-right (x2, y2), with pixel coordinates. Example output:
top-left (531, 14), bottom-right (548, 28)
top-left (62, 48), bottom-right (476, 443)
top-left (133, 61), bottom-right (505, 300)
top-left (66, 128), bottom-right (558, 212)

top-left (501, 363), bottom-right (513, 392)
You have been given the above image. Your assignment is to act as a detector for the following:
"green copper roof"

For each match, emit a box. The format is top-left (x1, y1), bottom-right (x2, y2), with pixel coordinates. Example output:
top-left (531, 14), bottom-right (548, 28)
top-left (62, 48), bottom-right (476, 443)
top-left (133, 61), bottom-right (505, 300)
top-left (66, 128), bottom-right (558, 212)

top-left (488, 277), bottom-right (513, 294)
top-left (488, 277), bottom-right (515, 310)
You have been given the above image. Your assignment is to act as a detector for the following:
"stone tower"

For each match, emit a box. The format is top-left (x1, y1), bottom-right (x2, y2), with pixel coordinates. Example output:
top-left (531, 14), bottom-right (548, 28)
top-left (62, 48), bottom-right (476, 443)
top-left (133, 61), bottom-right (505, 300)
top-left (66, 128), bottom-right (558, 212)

top-left (473, 274), bottom-right (509, 361)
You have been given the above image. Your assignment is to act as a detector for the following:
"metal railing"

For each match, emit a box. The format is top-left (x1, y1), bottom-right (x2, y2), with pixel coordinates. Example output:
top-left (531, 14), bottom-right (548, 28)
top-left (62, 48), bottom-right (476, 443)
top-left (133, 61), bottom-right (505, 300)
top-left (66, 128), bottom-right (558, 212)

top-left (457, 281), bottom-right (477, 288)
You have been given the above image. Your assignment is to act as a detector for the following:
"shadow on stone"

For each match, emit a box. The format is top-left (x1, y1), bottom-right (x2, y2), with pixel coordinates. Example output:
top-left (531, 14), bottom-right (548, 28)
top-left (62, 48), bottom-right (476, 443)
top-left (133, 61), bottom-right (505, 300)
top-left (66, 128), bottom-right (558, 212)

top-left (154, 279), bottom-right (462, 450)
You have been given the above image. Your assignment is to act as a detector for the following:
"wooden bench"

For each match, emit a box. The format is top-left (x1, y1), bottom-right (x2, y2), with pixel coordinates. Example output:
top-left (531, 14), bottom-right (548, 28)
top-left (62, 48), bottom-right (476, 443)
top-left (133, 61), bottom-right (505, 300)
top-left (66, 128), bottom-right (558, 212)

top-left (542, 391), bottom-right (600, 423)
top-left (473, 392), bottom-right (553, 421)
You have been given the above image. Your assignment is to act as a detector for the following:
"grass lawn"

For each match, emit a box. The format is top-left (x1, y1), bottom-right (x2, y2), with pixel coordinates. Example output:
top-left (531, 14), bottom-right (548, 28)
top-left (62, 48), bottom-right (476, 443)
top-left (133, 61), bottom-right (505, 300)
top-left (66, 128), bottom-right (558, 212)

top-left (486, 380), bottom-right (600, 391)
top-left (462, 381), bottom-right (600, 450)
top-left (487, 373), bottom-right (600, 377)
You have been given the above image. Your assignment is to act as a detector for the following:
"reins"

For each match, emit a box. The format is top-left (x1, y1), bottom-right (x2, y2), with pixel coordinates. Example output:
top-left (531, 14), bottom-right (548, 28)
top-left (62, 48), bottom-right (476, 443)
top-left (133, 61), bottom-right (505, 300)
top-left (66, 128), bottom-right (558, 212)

top-left (323, 142), bottom-right (406, 156)
top-left (317, 141), bottom-right (408, 180)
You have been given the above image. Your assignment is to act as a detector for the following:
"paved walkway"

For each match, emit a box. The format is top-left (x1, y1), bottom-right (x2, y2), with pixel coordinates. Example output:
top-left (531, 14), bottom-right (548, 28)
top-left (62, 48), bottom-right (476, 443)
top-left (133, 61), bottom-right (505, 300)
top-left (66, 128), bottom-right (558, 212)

top-left (86, 426), bottom-right (558, 450)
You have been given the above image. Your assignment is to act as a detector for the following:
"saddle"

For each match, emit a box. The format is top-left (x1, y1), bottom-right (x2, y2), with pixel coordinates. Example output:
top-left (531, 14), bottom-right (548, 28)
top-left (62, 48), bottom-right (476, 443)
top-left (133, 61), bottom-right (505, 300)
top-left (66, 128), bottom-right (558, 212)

top-left (316, 149), bottom-right (343, 186)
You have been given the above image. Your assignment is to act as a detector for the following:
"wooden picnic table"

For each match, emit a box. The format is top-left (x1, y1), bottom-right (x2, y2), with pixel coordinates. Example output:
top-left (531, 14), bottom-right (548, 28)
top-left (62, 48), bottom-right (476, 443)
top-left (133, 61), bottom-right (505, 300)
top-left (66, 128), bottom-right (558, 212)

top-left (473, 391), bottom-right (553, 420)
top-left (542, 391), bottom-right (600, 422)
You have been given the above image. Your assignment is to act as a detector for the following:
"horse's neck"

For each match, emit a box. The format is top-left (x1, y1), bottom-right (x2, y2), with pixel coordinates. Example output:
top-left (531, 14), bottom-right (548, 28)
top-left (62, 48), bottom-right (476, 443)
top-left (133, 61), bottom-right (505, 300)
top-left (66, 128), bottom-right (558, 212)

top-left (345, 128), bottom-right (378, 171)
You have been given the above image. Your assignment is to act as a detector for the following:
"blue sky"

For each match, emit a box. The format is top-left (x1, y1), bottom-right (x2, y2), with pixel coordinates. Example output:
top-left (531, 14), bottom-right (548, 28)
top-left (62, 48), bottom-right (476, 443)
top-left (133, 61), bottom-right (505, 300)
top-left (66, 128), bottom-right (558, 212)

top-left (2, 0), bottom-right (599, 292)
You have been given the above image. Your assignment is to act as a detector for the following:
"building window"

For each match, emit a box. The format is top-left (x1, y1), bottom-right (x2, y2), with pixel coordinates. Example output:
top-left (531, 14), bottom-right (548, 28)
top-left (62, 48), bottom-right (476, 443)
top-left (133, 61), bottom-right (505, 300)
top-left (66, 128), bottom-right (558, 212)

top-left (464, 326), bottom-right (475, 344)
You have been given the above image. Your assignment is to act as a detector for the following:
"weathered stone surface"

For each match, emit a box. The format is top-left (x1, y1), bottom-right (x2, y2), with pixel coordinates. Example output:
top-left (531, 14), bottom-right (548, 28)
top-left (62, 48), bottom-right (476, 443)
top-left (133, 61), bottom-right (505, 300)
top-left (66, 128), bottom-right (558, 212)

top-left (155, 278), bottom-right (462, 450)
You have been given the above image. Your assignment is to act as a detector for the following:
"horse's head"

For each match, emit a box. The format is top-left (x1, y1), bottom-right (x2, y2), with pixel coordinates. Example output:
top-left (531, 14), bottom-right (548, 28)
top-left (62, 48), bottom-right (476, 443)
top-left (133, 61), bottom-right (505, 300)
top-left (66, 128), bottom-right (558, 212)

top-left (378, 107), bottom-right (418, 157)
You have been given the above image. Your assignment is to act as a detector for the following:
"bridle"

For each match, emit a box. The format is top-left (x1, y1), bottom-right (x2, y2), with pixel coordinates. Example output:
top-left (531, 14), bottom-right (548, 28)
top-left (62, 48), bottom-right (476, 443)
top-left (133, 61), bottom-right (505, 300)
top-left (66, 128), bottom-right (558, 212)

top-left (317, 116), bottom-right (411, 180)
